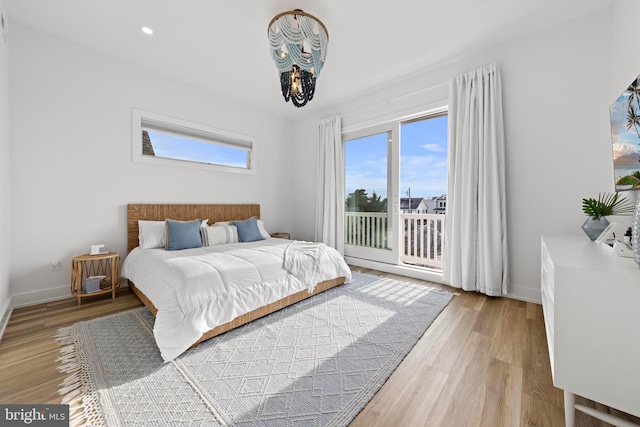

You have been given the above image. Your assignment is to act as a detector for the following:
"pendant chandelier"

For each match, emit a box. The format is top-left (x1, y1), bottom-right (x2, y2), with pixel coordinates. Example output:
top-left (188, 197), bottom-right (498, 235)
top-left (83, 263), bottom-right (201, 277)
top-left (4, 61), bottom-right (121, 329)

top-left (268, 10), bottom-right (329, 108)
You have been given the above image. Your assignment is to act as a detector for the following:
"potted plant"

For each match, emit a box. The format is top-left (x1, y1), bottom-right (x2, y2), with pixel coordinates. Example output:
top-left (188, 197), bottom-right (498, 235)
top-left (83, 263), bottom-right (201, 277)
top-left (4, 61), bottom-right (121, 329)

top-left (581, 192), bottom-right (634, 240)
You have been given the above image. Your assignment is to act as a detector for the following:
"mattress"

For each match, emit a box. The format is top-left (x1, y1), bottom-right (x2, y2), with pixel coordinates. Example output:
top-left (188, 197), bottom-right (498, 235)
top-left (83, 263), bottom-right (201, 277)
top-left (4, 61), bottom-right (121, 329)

top-left (122, 238), bottom-right (351, 361)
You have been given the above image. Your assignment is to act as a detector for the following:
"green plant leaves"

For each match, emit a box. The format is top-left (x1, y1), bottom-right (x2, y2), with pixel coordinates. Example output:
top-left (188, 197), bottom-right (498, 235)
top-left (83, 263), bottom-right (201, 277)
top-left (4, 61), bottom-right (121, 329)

top-left (582, 192), bottom-right (635, 219)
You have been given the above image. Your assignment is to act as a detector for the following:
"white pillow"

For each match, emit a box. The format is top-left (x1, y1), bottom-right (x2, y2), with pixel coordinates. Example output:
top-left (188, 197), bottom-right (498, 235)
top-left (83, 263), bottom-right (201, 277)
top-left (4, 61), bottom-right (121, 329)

top-left (138, 220), bottom-right (166, 249)
top-left (196, 219), bottom-right (211, 246)
top-left (257, 219), bottom-right (271, 239)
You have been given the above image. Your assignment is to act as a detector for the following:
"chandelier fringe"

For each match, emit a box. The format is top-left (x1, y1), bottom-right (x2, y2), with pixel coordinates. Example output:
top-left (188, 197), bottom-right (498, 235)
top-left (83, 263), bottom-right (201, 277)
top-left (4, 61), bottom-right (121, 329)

top-left (268, 10), bottom-right (328, 107)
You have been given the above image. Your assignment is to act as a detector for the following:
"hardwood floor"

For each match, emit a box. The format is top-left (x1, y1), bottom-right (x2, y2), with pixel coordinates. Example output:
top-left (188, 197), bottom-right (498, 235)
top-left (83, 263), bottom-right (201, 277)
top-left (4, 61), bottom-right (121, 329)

top-left (1, 266), bottom-right (638, 426)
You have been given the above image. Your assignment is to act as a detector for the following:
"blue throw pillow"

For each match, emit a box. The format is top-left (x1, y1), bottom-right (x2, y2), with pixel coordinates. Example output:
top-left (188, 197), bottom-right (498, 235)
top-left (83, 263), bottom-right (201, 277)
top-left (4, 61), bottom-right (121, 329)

top-left (232, 217), bottom-right (265, 243)
top-left (165, 219), bottom-right (203, 251)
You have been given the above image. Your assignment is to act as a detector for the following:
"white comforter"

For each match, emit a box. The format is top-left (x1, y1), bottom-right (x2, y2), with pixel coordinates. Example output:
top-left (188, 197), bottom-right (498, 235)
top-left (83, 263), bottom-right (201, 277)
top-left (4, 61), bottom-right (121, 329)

top-left (122, 238), bottom-right (351, 362)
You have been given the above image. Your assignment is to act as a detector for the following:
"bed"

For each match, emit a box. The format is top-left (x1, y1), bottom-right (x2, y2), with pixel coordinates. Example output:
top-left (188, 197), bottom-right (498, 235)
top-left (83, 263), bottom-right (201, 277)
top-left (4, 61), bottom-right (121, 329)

top-left (122, 204), bottom-right (351, 362)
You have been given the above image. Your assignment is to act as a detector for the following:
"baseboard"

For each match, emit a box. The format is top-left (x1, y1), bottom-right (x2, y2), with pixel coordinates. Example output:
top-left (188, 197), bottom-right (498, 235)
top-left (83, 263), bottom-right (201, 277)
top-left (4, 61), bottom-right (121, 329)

top-left (11, 279), bottom-right (131, 309)
top-left (345, 256), bottom-right (543, 304)
top-left (505, 287), bottom-right (542, 304)
top-left (0, 295), bottom-right (13, 343)
top-left (11, 285), bottom-right (71, 309)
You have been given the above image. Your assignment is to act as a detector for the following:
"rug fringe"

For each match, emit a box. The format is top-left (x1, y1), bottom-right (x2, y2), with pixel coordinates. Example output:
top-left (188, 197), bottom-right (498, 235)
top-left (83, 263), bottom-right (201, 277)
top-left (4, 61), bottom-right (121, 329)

top-left (54, 324), bottom-right (104, 427)
top-left (55, 325), bottom-right (76, 344)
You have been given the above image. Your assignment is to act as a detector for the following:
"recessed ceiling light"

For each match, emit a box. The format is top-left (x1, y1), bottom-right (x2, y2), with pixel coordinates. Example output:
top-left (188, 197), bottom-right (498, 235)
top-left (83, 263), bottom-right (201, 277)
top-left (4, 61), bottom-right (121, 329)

top-left (141, 27), bottom-right (153, 35)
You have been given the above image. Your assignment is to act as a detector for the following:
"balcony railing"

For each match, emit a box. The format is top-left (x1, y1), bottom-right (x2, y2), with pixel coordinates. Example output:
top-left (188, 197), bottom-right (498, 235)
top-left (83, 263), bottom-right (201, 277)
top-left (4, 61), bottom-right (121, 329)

top-left (400, 213), bottom-right (444, 269)
top-left (345, 212), bottom-right (388, 249)
top-left (344, 212), bottom-right (445, 270)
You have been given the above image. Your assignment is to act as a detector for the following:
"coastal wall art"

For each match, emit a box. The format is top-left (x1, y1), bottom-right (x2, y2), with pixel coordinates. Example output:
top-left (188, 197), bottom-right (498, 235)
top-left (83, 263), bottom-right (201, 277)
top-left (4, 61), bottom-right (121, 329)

top-left (611, 74), bottom-right (640, 191)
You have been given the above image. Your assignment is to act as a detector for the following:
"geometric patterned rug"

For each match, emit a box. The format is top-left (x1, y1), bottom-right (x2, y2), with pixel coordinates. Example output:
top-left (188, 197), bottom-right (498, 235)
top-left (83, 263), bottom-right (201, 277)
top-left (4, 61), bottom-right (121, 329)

top-left (56, 272), bottom-right (453, 426)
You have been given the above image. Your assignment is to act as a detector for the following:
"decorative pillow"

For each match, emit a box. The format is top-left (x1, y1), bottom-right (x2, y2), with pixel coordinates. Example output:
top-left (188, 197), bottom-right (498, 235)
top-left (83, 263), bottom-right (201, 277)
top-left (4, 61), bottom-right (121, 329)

top-left (232, 217), bottom-right (265, 243)
top-left (203, 225), bottom-right (236, 246)
top-left (200, 219), bottom-right (210, 246)
top-left (216, 219), bottom-right (268, 240)
top-left (165, 219), bottom-right (203, 251)
top-left (211, 222), bottom-right (239, 243)
top-left (138, 220), bottom-right (166, 249)
top-left (257, 219), bottom-right (271, 239)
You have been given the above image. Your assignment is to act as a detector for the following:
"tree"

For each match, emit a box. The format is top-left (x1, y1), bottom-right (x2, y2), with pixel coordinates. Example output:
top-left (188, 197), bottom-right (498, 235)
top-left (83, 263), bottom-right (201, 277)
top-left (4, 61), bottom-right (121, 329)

top-left (627, 77), bottom-right (640, 146)
top-left (368, 191), bottom-right (387, 212)
top-left (345, 189), bottom-right (387, 212)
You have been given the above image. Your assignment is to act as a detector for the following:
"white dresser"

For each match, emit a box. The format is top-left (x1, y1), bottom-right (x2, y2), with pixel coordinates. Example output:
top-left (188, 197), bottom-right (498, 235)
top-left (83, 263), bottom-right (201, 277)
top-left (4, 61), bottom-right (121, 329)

top-left (541, 235), bottom-right (640, 426)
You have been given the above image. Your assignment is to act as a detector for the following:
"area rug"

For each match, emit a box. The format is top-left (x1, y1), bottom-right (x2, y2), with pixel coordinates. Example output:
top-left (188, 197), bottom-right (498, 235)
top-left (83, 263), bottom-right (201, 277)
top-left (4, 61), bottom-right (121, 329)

top-left (56, 272), bottom-right (453, 426)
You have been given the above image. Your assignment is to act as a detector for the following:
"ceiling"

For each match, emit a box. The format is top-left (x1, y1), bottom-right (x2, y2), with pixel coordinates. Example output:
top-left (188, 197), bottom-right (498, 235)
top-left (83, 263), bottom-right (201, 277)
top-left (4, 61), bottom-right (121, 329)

top-left (4, 0), bottom-right (611, 119)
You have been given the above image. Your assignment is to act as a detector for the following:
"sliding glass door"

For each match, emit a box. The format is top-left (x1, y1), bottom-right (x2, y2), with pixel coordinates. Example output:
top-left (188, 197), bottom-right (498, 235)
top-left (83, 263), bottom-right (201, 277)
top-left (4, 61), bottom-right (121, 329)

top-left (344, 124), bottom-right (399, 264)
top-left (343, 111), bottom-right (448, 269)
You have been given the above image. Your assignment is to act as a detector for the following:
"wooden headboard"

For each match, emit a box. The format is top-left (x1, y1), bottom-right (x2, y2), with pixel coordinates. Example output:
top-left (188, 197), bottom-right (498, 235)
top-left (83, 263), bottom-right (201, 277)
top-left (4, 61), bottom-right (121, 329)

top-left (127, 204), bottom-right (260, 253)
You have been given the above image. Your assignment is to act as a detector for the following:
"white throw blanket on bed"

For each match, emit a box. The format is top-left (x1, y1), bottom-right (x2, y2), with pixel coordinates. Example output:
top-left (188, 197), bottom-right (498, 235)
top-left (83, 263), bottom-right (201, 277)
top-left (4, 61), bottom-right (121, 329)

top-left (284, 241), bottom-right (350, 292)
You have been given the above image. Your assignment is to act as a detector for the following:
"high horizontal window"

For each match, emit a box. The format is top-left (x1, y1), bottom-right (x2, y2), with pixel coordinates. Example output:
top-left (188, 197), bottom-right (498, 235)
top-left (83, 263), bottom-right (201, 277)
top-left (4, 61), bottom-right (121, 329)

top-left (132, 109), bottom-right (257, 174)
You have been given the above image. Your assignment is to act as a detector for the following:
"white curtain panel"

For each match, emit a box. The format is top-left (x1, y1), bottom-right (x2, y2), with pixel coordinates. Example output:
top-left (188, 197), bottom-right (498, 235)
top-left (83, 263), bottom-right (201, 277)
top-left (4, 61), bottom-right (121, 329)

top-left (443, 64), bottom-right (508, 296)
top-left (315, 116), bottom-right (345, 253)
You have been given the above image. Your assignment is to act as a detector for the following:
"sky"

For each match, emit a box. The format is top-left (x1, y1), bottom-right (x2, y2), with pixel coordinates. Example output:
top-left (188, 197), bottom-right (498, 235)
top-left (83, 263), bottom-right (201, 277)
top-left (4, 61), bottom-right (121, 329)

top-left (147, 131), bottom-right (248, 168)
top-left (344, 115), bottom-right (448, 201)
top-left (610, 92), bottom-right (636, 156)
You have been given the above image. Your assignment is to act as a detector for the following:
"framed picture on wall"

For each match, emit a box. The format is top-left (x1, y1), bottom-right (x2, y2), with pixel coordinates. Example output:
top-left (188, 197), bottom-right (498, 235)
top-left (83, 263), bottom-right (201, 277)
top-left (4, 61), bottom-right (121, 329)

top-left (611, 74), bottom-right (640, 191)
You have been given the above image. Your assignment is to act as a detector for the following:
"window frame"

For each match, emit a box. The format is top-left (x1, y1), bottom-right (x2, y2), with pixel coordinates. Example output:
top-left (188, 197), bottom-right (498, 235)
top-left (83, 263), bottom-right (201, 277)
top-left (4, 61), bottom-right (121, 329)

top-left (131, 108), bottom-right (257, 175)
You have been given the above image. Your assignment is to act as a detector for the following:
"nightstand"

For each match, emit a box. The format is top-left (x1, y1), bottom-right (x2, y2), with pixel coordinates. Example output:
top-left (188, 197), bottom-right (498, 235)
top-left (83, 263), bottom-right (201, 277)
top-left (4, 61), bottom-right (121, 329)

top-left (70, 252), bottom-right (121, 305)
top-left (270, 232), bottom-right (291, 239)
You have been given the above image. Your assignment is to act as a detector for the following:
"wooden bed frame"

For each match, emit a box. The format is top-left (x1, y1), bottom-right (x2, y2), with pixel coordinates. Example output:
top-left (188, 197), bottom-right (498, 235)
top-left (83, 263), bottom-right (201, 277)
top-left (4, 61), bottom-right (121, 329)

top-left (126, 203), bottom-right (345, 346)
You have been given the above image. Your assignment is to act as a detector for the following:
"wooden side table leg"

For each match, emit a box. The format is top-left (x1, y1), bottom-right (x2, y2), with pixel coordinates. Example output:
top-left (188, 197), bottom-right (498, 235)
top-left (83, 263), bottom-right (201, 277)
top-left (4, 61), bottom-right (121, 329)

top-left (111, 257), bottom-right (117, 299)
top-left (70, 261), bottom-right (74, 303)
top-left (564, 390), bottom-right (575, 427)
top-left (78, 261), bottom-right (83, 306)
top-left (71, 260), bottom-right (82, 306)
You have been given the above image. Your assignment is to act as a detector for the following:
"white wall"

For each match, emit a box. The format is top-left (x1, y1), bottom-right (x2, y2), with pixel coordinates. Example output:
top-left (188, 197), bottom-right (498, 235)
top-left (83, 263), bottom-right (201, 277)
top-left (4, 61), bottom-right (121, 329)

top-left (291, 8), bottom-right (614, 302)
top-left (611, 0), bottom-right (640, 98)
top-left (0, 0), bottom-right (12, 328)
top-left (9, 23), bottom-right (294, 306)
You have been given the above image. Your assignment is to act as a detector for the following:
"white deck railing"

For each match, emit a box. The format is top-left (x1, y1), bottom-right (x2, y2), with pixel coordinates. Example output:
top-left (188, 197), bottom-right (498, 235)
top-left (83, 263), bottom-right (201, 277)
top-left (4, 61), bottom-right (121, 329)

top-left (400, 213), bottom-right (444, 269)
top-left (344, 212), bottom-right (445, 270)
top-left (344, 212), bottom-right (388, 249)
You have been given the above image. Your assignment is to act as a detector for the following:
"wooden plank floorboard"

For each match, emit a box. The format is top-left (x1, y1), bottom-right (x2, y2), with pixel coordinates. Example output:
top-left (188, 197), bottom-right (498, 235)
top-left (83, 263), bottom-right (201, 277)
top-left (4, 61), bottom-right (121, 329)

top-left (426, 331), bottom-right (494, 426)
top-left (375, 362), bottom-right (448, 427)
top-left (522, 313), bottom-right (564, 408)
top-left (1, 267), bottom-right (638, 426)
top-left (490, 299), bottom-right (527, 368)
top-left (480, 358), bottom-right (523, 427)
top-left (472, 296), bottom-right (506, 337)
top-left (422, 305), bottom-right (478, 375)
